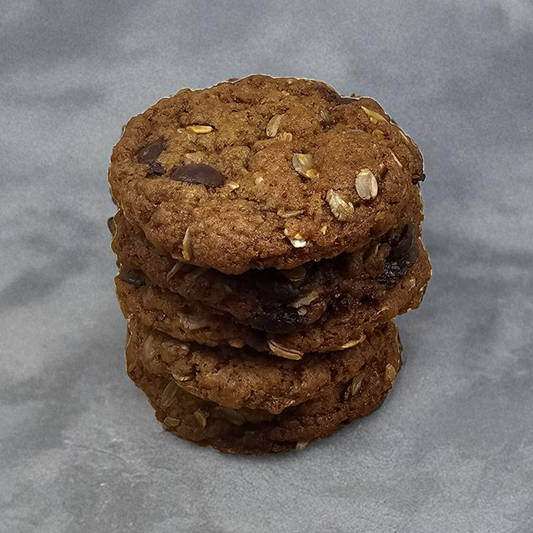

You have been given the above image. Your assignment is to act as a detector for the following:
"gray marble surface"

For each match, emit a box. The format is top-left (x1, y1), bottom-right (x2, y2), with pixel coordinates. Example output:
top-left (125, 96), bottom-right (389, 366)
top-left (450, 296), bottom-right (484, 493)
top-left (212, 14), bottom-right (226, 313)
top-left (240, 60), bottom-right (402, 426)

top-left (1, 1), bottom-right (533, 531)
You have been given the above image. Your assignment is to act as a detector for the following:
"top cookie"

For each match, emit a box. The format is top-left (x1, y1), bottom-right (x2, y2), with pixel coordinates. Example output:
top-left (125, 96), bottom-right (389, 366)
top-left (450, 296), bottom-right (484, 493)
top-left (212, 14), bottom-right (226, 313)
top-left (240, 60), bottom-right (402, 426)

top-left (109, 75), bottom-right (425, 274)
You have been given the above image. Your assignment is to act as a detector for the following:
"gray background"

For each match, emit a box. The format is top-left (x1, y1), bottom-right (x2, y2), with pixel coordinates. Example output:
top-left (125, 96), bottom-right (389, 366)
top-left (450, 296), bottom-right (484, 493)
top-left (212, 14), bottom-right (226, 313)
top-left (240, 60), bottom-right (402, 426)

top-left (1, 0), bottom-right (532, 531)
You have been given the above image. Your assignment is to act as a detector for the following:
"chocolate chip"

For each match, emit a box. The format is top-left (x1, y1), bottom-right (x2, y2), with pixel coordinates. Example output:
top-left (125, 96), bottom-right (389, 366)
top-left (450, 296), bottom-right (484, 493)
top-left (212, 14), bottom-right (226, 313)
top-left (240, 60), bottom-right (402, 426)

top-left (316, 85), bottom-right (340, 104)
top-left (378, 224), bottom-right (419, 287)
top-left (170, 164), bottom-right (226, 188)
top-left (137, 139), bottom-right (166, 165)
top-left (147, 162), bottom-right (166, 177)
top-left (253, 270), bottom-right (303, 305)
top-left (107, 216), bottom-right (116, 236)
top-left (328, 292), bottom-right (355, 314)
top-left (389, 224), bottom-right (417, 261)
top-left (251, 306), bottom-right (318, 334)
top-left (119, 268), bottom-right (146, 287)
top-left (412, 173), bottom-right (426, 185)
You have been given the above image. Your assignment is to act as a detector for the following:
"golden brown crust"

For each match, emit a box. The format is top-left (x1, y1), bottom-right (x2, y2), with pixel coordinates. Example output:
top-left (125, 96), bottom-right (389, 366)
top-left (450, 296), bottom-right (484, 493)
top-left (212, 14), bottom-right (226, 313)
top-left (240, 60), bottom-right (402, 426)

top-left (109, 75), bottom-right (424, 274)
top-left (115, 241), bottom-right (430, 354)
top-left (112, 208), bottom-right (431, 349)
top-left (126, 319), bottom-right (399, 414)
top-left (126, 320), bottom-right (401, 455)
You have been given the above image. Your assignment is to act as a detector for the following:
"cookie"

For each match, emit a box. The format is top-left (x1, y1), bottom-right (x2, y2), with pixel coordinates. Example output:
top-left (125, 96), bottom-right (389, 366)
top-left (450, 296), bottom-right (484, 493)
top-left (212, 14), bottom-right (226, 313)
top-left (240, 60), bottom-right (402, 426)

top-left (112, 209), bottom-right (431, 340)
top-left (115, 273), bottom-right (268, 352)
top-left (109, 75), bottom-right (425, 274)
top-left (116, 237), bottom-right (428, 355)
top-left (126, 321), bottom-right (401, 455)
top-left (126, 319), bottom-right (399, 414)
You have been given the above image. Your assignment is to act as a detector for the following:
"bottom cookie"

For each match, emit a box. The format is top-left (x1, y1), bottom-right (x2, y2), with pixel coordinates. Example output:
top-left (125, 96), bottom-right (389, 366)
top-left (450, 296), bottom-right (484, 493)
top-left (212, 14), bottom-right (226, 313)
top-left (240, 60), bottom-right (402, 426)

top-left (126, 325), bottom-right (401, 455)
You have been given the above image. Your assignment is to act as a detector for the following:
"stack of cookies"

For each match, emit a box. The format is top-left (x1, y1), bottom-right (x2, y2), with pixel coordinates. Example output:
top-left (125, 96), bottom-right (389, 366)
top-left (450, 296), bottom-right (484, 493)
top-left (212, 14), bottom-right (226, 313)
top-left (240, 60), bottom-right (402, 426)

top-left (108, 75), bottom-right (431, 455)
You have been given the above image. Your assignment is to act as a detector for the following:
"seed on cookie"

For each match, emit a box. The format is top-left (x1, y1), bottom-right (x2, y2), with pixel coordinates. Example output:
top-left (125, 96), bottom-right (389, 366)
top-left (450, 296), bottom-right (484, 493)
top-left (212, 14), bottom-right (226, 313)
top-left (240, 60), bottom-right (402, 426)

top-left (137, 139), bottom-right (167, 164)
top-left (280, 132), bottom-right (293, 141)
top-left (219, 407), bottom-right (247, 425)
top-left (283, 229), bottom-right (307, 248)
top-left (161, 380), bottom-right (179, 407)
top-left (277, 208), bottom-right (305, 219)
top-left (186, 125), bottom-right (213, 134)
top-left (183, 152), bottom-right (205, 165)
top-left (363, 242), bottom-right (381, 263)
top-left (280, 265), bottom-right (306, 282)
top-left (267, 340), bottom-right (304, 360)
top-left (289, 291), bottom-right (319, 309)
top-left (385, 363), bottom-right (397, 387)
top-left (340, 335), bottom-right (366, 349)
top-left (326, 189), bottom-right (354, 221)
top-left (390, 150), bottom-right (403, 168)
top-left (292, 153), bottom-right (318, 179)
top-left (167, 261), bottom-right (184, 280)
top-left (398, 128), bottom-right (413, 146)
top-left (295, 441), bottom-right (308, 451)
top-left (266, 114), bottom-right (283, 137)
top-left (170, 164), bottom-right (226, 188)
top-left (229, 339), bottom-right (245, 348)
top-left (226, 181), bottom-right (240, 190)
top-left (163, 416), bottom-right (180, 428)
top-left (182, 228), bottom-right (193, 261)
top-left (376, 163), bottom-right (388, 179)
top-left (193, 409), bottom-right (208, 428)
top-left (344, 374), bottom-right (364, 400)
top-left (172, 371), bottom-right (194, 382)
top-left (372, 129), bottom-right (385, 138)
top-left (361, 106), bottom-right (388, 124)
top-left (319, 108), bottom-right (335, 129)
top-left (355, 169), bottom-right (379, 200)
top-left (142, 335), bottom-right (154, 363)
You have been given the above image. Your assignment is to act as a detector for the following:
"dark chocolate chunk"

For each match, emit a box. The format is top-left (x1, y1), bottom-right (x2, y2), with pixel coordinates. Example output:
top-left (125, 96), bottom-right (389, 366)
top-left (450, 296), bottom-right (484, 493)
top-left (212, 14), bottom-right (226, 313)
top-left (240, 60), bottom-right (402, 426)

top-left (378, 224), bottom-right (419, 287)
top-left (412, 173), bottom-right (426, 185)
top-left (250, 306), bottom-right (309, 334)
top-left (389, 224), bottom-right (417, 262)
top-left (119, 268), bottom-right (146, 288)
top-left (170, 164), bottom-right (226, 188)
top-left (137, 139), bottom-right (166, 165)
top-left (253, 270), bottom-right (303, 305)
top-left (107, 216), bottom-right (116, 236)
top-left (328, 292), bottom-right (355, 314)
top-left (147, 162), bottom-right (166, 177)
top-left (316, 85), bottom-right (341, 104)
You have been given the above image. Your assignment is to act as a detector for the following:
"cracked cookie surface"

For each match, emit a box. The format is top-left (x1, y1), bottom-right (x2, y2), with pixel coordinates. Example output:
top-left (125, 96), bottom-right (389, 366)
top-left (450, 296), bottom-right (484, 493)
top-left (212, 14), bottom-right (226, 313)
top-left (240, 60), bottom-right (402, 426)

top-left (126, 320), bottom-right (401, 455)
top-left (109, 75), bottom-right (425, 274)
